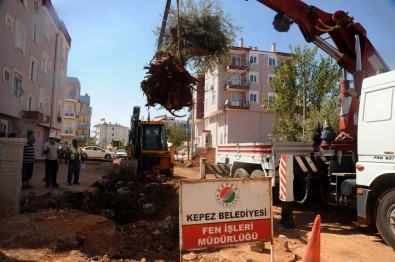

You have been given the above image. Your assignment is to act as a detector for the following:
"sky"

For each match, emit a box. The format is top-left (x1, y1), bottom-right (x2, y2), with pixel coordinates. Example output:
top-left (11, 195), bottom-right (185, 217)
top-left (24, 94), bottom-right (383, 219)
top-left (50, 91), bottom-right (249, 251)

top-left (51, 0), bottom-right (395, 128)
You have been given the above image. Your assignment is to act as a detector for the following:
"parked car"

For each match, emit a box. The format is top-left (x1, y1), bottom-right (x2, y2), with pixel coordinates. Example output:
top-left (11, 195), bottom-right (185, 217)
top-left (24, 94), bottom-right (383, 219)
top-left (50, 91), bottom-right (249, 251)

top-left (116, 148), bottom-right (128, 158)
top-left (81, 146), bottom-right (116, 161)
top-left (175, 148), bottom-right (190, 162)
top-left (178, 148), bottom-right (188, 156)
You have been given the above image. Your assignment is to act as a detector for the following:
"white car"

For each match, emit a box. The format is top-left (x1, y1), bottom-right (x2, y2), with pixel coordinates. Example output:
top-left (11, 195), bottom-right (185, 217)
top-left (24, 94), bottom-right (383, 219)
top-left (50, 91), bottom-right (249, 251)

top-left (175, 148), bottom-right (189, 162)
top-left (116, 148), bottom-right (128, 158)
top-left (81, 146), bottom-right (116, 161)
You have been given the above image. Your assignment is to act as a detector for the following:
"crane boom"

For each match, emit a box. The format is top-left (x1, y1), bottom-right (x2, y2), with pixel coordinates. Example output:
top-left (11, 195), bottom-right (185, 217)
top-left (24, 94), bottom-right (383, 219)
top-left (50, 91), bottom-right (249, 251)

top-left (256, 0), bottom-right (390, 78)
top-left (256, 0), bottom-right (391, 142)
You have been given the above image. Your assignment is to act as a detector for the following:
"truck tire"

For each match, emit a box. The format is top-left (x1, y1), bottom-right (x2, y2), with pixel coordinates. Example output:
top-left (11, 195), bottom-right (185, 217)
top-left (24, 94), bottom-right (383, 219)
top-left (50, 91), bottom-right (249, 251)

top-left (250, 170), bottom-right (264, 178)
top-left (251, 169), bottom-right (279, 203)
top-left (119, 159), bottom-right (138, 181)
top-left (234, 168), bottom-right (250, 178)
top-left (376, 189), bottom-right (395, 248)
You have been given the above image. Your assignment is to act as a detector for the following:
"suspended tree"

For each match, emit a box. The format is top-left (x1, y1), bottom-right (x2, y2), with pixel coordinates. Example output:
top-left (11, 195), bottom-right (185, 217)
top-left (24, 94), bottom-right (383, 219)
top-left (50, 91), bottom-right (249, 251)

top-left (140, 0), bottom-right (241, 117)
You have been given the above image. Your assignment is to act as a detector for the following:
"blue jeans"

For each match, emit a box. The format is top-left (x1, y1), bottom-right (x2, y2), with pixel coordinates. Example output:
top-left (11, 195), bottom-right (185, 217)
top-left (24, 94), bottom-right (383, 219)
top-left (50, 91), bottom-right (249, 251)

top-left (44, 159), bottom-right (58, 187)
top-left (67, 161), bottom-right (81, 183)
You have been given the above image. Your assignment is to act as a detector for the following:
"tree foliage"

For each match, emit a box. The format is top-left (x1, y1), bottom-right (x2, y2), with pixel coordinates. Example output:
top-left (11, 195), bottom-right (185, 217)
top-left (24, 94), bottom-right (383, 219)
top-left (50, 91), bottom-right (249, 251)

top-left (157, 0), bottom-right (242, 72)
top-left (167, 125), bottom-right (189, 148)
top-left (263, 45), bottom-right (342, 142)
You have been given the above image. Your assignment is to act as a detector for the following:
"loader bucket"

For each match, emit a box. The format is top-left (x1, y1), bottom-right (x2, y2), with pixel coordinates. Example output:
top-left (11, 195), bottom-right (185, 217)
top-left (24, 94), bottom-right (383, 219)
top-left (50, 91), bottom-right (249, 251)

top-left (119, 159), bottom-right (138, 181)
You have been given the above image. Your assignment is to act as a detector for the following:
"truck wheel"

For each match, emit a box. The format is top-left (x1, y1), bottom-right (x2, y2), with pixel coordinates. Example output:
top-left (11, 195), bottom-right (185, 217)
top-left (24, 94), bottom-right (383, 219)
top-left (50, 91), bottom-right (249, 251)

top-left (234, 168), bottom-right (249, 178)
top-left (251, 170), bottom-right (279, 203)
top-left (250, 170), bottom-right (264, 178)
top-left (119, 159), bottom-right (138, 181)
top-left (376, 189), bottom-right (395, 248)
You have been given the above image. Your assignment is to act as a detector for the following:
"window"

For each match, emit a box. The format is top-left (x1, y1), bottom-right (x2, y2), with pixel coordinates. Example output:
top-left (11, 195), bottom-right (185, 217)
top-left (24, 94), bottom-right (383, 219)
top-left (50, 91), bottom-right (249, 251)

top-left (268, 92), bottom-right (276, 105)
top-left (0, 119), bottom-right (9, 134)
top-left (39, 89), bottom-right (45, 110)
top-left (249, 55), bottom-right (257, 64)
top-left (3, 68), bottom-right (11, 83)
top-left (269, 57), bottom-right (276, 66)
top-left (230, 74), bottom-right (241, 85)
top-left (29, 57), bottom-right (37, 82)
top-left (15, 22), bottom-right (25, 53)
top-left (27, 95), bottom-right (34, 111)
top-left (249, 91), bottom-right (258, 103)
top-left (231, 93), bottom-right (242, 106)
top-left (5, 14), bottom-right (14, 31)
top-left (249, 73), bottom-right (258, 83)
top-left (44, 18), bottom-right (50, 39)
top-left (268, 74), bottom-right (276, 84)
top-left (13, 72), bottom-right (23, 97)
top-left (32, 18), bottom-right (39, 43)
top-left (42, 52), bottom-right (48, 74)
top-left (231, 55), bottom-right (243, 66)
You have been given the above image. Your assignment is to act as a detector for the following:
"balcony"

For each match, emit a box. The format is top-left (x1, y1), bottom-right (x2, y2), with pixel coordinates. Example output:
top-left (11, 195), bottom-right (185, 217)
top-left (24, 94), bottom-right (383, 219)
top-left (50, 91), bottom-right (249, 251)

top-left (61, 127), bottom-right (75, 136)
top-left (226, 61), bottom-right (249, 73)
top-left (225, 100), bottom-right (250, 110)
top-left (22, 111), bottom-right (50, 124)
top-left (78, 122), bottom-right (89, 129)
top-left (225, 80), bottom-right (250, 91)
top-left (64, 112), bottom-right (75, 118)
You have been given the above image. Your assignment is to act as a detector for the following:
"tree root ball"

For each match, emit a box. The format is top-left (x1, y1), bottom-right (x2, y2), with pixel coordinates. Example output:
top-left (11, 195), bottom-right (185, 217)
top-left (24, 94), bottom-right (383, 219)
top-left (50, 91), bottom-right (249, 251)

top-left (141, 51), bottom-right (197, 117)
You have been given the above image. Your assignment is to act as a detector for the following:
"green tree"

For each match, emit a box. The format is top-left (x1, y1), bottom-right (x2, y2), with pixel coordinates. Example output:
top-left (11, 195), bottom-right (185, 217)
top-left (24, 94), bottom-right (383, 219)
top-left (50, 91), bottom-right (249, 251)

top-left (167, 125), bottom-right (189, 148)
top-left (263, 45), bottom-right (341, 142)
top-left (157, 0), bottom-right (242, 73)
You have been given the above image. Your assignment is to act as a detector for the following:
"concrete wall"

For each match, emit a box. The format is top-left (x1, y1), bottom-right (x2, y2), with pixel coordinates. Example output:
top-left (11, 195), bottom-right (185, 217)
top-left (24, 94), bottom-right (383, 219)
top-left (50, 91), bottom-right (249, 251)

top-left (0, 138), bottom-right (25, 218)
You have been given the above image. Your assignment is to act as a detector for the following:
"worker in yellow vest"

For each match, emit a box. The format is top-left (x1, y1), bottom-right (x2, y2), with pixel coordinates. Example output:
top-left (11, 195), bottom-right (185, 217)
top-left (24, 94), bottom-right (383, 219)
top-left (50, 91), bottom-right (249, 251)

top-left (64, 138), bottom-right (84, 185)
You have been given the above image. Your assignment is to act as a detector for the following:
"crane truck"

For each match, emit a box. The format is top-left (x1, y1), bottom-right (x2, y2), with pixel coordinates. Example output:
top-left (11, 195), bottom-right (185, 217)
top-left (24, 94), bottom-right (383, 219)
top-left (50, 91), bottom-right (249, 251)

top-left (220, 0), bottom-right (395, 248)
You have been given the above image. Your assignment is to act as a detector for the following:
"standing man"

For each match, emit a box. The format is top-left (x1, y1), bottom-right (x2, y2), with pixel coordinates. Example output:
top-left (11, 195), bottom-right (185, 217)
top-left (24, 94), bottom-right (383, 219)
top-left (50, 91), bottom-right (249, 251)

top-left (65, 138), bottom-right (83, 185)
top-left (43, 132), bottom-right (60, 188)
top-left (22, 135), bottom-right (36, 189)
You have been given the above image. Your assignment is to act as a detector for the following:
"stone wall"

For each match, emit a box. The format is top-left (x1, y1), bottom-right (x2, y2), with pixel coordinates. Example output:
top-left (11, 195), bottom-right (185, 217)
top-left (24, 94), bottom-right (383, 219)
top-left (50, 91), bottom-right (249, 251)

top-left (0, 138), bottom-right (26, 218)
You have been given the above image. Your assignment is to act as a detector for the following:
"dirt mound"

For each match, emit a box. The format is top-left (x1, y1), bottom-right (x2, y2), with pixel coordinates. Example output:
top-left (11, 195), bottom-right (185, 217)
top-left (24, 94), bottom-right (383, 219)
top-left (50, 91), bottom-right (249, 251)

top-left (177, 147), bottom-right (216, 168)
top-left (13, 168), bottom-right (181, 261)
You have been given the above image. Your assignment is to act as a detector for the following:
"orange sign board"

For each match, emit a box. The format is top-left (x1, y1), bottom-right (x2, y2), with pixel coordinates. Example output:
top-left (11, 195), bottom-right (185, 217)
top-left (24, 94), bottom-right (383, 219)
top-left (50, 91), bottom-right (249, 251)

top-left (179, 178), bottom-right (272, 250)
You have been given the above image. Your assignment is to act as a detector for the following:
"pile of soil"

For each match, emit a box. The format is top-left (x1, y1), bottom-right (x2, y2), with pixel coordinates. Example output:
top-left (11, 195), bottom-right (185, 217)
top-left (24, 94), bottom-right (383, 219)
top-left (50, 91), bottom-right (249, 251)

top-left (176, 147), bottom-right (216, 168)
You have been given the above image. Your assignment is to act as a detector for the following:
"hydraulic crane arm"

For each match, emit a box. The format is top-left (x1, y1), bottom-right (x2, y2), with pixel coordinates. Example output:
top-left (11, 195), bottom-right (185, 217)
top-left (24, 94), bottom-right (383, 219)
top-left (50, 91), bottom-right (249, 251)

top-left (256, 0), bottom-right (391, 141)
top-left (257, 0), bottom-right (390, 79)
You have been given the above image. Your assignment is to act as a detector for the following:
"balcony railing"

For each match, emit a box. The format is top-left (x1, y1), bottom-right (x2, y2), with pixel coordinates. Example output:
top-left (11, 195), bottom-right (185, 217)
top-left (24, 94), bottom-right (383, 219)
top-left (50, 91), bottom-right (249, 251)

top-left (64, 112), bottom-right (75, 118)
top-left (226, 61), bottom-right (249, 72)
top-left (226, 100), bottom-right (250, 110)
top-left (62, 127), bottom-right (75, 135)
top-left (22, 111), bottom-right (50, 124)
top-left (78, 123), bottom-right (89, 129)
top-left (225, 80), bottom-right (250, 91)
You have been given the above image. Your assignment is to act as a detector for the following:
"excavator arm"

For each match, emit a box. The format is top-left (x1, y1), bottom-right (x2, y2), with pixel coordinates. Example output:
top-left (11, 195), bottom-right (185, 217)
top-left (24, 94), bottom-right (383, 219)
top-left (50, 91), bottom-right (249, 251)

top-left (256, 0), bottom-right (390, 142)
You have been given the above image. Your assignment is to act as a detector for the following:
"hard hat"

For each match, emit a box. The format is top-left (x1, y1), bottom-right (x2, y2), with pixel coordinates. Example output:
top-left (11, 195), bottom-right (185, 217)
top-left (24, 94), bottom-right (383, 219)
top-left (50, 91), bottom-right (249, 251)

top-left (49, 132), bottom-right (57, 138)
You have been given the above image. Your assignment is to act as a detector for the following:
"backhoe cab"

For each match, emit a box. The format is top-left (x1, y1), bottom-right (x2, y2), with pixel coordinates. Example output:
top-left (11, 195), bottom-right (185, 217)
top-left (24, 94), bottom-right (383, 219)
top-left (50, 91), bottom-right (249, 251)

top-left (119, 106), bottom-right (175, 180)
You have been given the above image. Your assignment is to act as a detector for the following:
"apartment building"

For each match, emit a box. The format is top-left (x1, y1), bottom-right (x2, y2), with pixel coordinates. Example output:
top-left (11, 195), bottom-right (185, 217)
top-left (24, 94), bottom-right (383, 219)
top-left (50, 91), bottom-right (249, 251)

top-left (0, 0), bottom-right (71, 152)
top-left (76, 93), bottom-right (91, 147)
top-left (193, 39), bottom-right (290, 148)
top-left (93, 121), bottom-right (129, 150)
top-left (61, 76), bottom-right (80, 145)
top-left (153, 114), bottom-right (190, 131)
